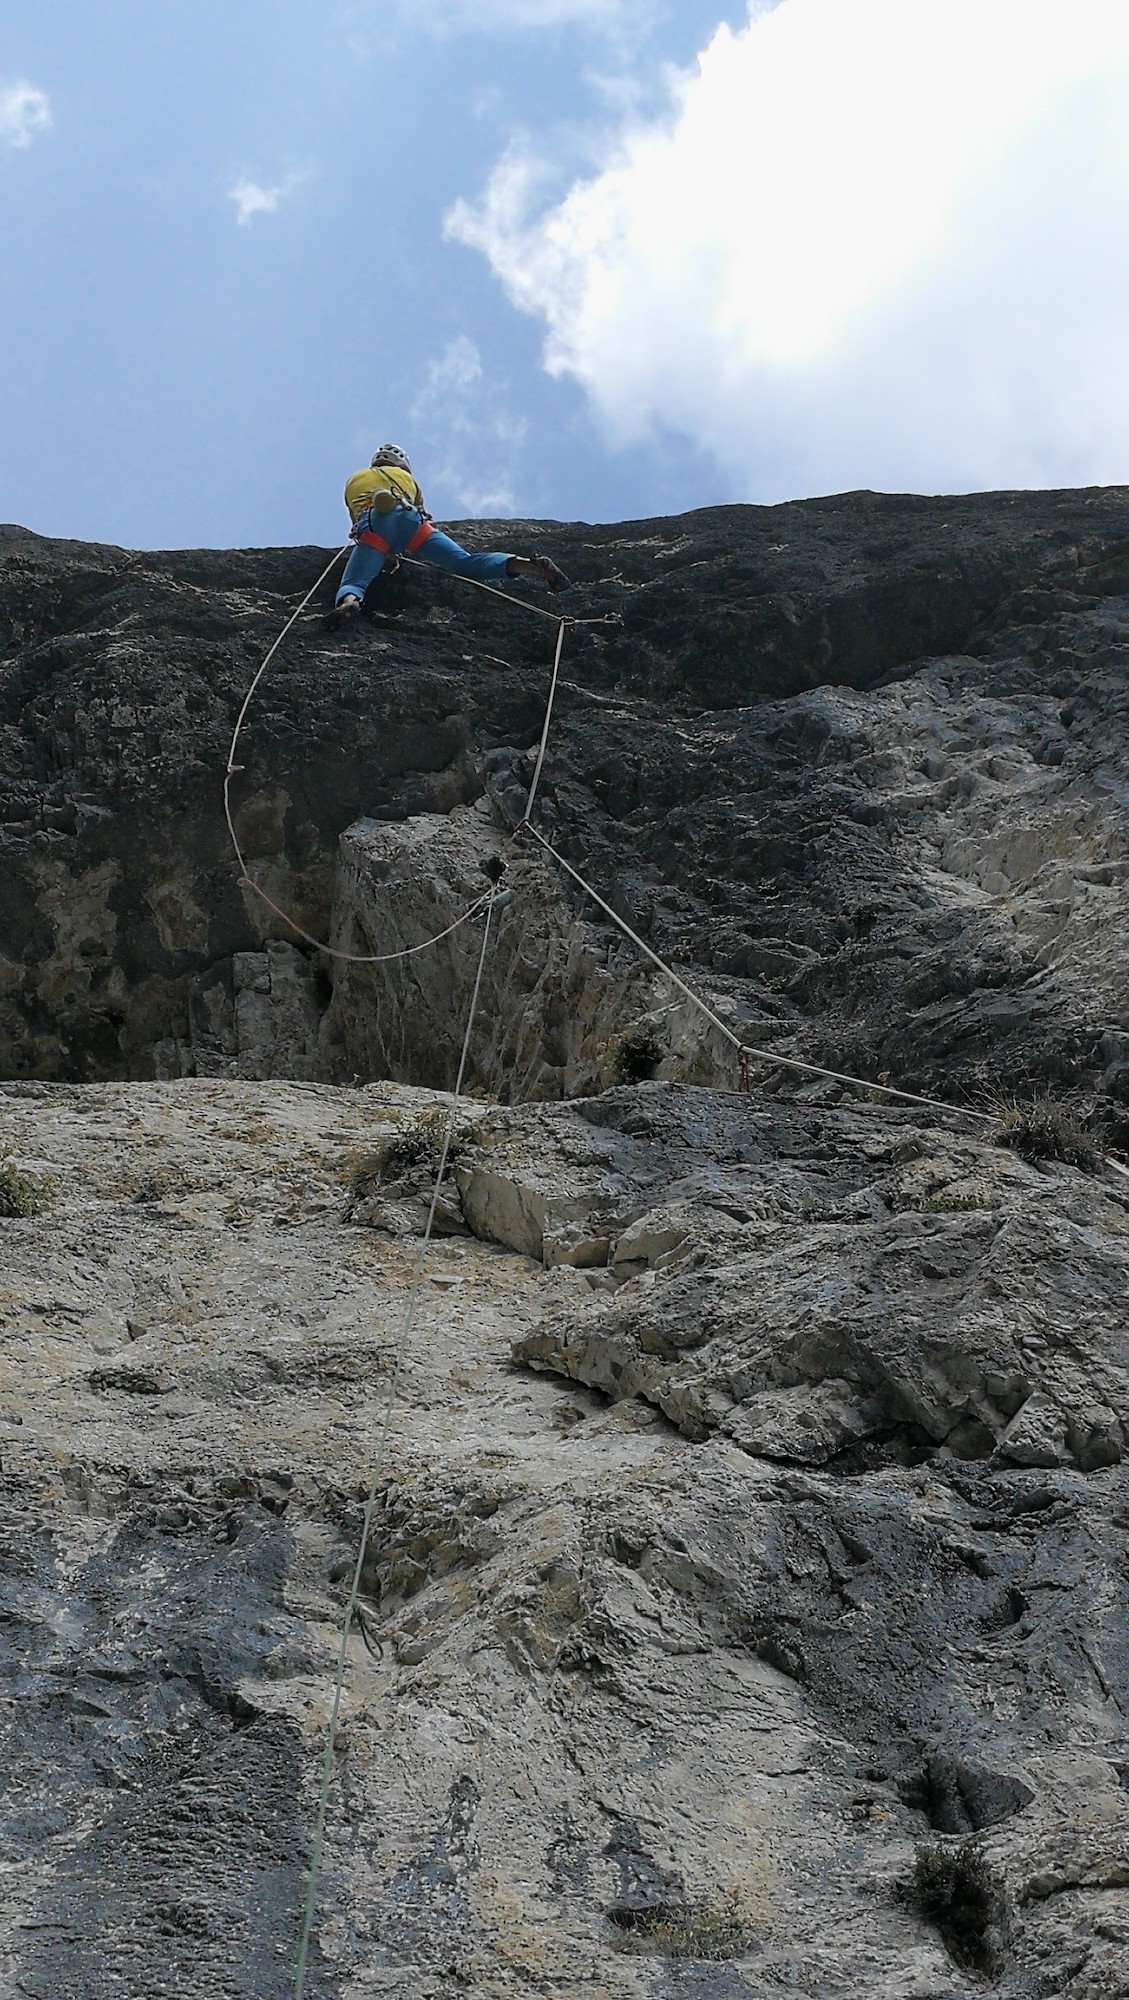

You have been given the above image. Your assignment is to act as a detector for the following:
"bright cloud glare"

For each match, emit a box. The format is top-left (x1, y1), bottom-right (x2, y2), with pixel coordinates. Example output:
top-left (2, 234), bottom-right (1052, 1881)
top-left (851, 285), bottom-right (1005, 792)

top-left (0, 81), bottom-right (52, 151)
top-left (447, 0), bottom-right (1129, 496)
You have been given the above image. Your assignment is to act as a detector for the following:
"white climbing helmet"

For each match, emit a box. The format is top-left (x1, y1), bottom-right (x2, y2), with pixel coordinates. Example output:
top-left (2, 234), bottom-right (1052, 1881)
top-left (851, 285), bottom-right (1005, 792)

top-left (372, 444), bottom-right (411, 473)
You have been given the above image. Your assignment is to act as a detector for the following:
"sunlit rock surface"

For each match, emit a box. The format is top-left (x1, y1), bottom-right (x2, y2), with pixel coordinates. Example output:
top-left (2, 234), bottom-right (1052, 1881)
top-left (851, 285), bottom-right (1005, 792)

top-left (3, 1080), bottom-right (1129, 1997)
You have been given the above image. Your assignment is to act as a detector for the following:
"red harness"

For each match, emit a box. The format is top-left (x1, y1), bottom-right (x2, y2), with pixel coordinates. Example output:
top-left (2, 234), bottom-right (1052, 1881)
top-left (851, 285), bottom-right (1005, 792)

top-left (356, 518), bottom-right (434, 556)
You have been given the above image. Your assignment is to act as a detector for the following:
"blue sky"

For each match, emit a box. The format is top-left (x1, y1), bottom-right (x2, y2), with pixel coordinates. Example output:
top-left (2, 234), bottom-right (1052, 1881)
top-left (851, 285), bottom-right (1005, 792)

top-left (4, 1), bottom-right (1129, 548)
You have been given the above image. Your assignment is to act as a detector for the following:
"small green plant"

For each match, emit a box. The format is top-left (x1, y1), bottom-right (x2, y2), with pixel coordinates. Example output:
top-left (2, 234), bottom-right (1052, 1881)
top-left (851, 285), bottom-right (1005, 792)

top-left (0, 1162), bottom-right (55, 1218)
top-left (994, 1098), bottom-right (1100, 1173)
top-left (343, 1109), bottom-right (478, 1202)
top-left (608, 1895), bottom-right (749, 1961)
top-left (614, 1026), bottom-right (663, 1086)
top-left (896, 1837), bottom-right (1011, 1977)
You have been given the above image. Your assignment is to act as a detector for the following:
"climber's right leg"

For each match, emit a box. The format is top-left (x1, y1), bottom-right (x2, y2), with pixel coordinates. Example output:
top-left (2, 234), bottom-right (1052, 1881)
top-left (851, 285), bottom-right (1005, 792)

top-left (334, 511), bottom-right (388, 609)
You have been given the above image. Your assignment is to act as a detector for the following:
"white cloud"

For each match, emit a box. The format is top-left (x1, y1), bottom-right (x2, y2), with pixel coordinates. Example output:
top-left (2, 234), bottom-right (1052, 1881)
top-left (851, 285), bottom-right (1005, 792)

top-left (0, 81), bottom-right (52, 151)
top-left (406, 335), bottom-right (528, 515)
top-left (227, 169), bottom-right (311, 226)
top-left (447, 0), bottom-right (1129, 497)
top-left (425, 333), bottom-right (484, 395)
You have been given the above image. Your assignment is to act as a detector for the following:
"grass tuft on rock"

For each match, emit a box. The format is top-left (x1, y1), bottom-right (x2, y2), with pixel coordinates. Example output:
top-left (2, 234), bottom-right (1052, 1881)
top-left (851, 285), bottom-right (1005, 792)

top-left (0, 1161), bottom-right (56, 1218)
top-left (994, 1098), bottom-right (1101, 1173)
top-left (896, 1836), bottom-right (1011, 1976)
top-left (608, 1896), bottom-right (749, 1961)
top-left (343, 1109), bottom-right (479, 1202)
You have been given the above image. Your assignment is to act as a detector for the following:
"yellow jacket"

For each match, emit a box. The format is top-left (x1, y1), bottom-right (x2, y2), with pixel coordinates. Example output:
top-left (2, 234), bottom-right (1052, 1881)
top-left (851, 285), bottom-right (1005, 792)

top-left (344, 463), bottom-right (426, 524)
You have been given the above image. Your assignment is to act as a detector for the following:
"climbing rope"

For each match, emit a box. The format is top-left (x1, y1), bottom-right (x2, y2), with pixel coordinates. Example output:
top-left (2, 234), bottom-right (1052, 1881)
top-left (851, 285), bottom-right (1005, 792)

top-left (402, 554), bottom-right (569, 625)
top-left (224, 530), bottom-right (625, 965)
top-left (523, 617), bottom-right (566, 820)
top-left (224, 544), bottom-right (494, 966)
top-left (401, 552), bottom-right (618, 631)
top-left (292, 889), bottom-right (501, 2000)
top-left (517, 822), bottom-right (999, 1127)
top-left (226, 544), bottom-right (1129, 1169)
top-left (516, 822), bottom-right (1129, 1180)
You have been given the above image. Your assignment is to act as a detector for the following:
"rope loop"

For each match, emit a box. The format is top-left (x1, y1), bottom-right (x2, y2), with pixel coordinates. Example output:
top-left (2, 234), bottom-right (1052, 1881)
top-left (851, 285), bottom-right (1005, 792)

top-left (224, 544), bottom-right (498, 966)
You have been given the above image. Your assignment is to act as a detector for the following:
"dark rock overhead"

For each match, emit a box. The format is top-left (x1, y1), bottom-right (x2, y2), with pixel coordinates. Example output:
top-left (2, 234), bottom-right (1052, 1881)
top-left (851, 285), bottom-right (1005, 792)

top-left (1, 488), bottom-right (1128, 1126)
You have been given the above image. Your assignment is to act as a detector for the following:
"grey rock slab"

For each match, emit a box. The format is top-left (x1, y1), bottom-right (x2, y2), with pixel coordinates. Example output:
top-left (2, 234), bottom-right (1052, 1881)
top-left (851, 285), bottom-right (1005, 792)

top-left (503, 1084), bottom-right (1129, 1475)
top-left (1, 1079), bottom-right (1129, 1994)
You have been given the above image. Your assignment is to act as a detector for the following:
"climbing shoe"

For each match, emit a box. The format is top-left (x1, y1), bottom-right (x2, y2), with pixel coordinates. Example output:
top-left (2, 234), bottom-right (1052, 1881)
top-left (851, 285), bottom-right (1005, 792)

top-left (531, 552), bottom-right (570, 591)
top-left (330, 595), bottom-right (362, 626)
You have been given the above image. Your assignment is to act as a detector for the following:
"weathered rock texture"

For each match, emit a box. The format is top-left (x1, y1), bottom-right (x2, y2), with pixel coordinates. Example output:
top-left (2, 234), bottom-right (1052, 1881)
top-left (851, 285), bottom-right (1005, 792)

top-left (3, 1079), bottom-right (1129, 1998)
top-left (2, 492), bottom-right (1129, 1123)
top-left (321, 802), bottom-right (654, 1099)
top-left (3, 490), bottom-right (1129, 1997)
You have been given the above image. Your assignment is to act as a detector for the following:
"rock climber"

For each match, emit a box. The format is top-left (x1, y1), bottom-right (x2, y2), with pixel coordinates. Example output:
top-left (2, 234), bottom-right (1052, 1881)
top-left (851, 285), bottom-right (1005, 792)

top-left (332, 445), bottom-right (568, 619)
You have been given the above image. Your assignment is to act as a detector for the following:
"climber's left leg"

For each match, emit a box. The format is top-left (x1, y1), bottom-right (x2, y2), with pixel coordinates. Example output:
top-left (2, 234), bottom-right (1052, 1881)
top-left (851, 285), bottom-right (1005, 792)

top-left (415, 527), bottom-right (513, 586)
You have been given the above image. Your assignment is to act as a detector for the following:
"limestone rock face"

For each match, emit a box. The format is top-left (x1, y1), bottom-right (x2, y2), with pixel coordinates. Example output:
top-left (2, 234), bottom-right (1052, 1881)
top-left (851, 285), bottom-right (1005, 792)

top-left (2, 1078), bottom-right (1129, 1998)
top-left (319, 800), bottom-right (671, 1100)
top-left (2, 490), bottom-right (1129, 1130)
top-left (501, 1085), bottom-right (1129, 1472)
top-left (4, 491), bottom-right (1129, 1996)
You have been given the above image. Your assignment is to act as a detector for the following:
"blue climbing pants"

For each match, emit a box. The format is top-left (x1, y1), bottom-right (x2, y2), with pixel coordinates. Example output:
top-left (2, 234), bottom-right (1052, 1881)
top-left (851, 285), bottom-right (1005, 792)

top-left (336, 506), bottom-right (513, 606)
